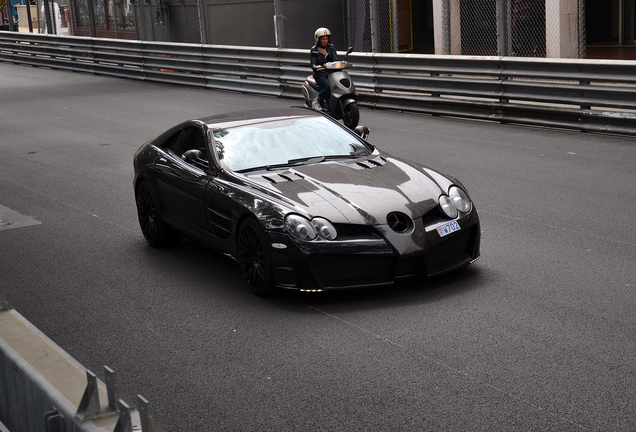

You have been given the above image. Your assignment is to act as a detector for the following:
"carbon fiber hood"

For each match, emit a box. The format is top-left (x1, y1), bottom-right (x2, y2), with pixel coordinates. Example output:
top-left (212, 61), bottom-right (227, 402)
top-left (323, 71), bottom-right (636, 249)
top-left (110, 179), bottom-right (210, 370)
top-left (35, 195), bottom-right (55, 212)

top-left (244, 155), bottom-right (451, 225)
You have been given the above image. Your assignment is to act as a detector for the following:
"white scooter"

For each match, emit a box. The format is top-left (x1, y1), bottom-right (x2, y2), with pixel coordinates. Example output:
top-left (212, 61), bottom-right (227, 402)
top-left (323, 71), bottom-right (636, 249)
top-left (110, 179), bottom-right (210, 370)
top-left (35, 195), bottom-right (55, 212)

top-left (302, 47), bottom-right (360, 130)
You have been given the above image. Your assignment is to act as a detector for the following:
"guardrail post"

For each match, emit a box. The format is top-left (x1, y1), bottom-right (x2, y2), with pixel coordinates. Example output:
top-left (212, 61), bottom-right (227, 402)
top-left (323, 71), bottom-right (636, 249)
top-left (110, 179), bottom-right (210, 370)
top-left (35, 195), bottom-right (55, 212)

top-left (74, 370), bottom-right (101, 422)
top-left (138, 395), bottom-right (166, 432)
top-left (0, 293), bottom-right (11, 311)
top-left (113, 400), bottom-right (133, 432)
top-left (579, 80), bottom-right (591, 110)
top-left (105, 365), bottom-right (131, 412)
top-left (44, 409), bottom-right (66, 432)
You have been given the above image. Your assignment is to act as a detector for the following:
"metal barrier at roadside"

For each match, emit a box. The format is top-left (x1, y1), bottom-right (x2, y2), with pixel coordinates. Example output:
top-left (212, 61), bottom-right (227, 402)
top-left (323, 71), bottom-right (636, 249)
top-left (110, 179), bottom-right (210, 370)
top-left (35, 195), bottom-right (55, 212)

top-left (0, 294), bottom-right (165, 432)
top-left (1, 31), bottom-right (635, 136)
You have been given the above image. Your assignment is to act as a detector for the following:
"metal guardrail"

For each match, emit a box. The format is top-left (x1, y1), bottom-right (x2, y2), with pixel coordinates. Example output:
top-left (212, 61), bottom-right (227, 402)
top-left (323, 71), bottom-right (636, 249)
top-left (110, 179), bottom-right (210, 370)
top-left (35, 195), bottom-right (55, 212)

top-left (0, 294), bottom-right (165, 432)
top-left (1, 31), bottom-right (636, 135)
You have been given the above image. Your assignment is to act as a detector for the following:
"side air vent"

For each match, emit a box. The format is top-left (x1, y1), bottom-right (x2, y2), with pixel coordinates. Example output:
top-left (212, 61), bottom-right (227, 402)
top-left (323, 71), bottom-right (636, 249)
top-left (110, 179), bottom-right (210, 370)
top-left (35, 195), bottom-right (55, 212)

top-left (339, 78), bottom-right (351, 88)
top-left (386, 212), bottom-right (412, 234)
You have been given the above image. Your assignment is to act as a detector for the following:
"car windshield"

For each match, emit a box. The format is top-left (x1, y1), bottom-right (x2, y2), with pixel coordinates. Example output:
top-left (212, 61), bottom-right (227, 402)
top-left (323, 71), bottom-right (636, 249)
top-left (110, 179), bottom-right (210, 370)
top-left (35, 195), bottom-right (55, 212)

top-left (212, 116), bottom-right (372, 172)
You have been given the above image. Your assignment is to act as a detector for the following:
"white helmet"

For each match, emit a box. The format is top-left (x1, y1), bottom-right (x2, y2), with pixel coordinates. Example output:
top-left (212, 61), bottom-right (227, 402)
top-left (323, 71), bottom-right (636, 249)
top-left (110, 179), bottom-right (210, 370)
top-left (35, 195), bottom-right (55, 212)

top-left (314, 27), bottom-right (331, 43)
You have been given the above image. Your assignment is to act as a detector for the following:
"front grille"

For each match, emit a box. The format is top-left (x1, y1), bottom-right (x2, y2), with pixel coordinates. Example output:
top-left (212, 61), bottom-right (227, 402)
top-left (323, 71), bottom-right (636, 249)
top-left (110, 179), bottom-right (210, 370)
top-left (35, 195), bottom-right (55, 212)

top-left (308, 254), bottom-right (394, 288)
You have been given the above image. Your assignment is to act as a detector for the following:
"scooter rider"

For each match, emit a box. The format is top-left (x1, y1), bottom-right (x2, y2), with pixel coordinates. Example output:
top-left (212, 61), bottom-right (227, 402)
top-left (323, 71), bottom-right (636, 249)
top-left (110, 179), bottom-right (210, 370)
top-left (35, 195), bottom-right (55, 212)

top-left (310, 27), bottom-right (338, 112)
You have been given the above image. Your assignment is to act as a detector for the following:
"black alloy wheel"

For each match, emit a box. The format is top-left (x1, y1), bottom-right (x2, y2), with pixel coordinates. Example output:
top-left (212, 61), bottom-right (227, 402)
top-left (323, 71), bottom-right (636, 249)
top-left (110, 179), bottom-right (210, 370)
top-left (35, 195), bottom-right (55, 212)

top-left (342, 102), bottom-right (360, 129)
top-left (237, 218), bottom-right (275, 296)
top-left (135, 180), bottom-right (182, 247)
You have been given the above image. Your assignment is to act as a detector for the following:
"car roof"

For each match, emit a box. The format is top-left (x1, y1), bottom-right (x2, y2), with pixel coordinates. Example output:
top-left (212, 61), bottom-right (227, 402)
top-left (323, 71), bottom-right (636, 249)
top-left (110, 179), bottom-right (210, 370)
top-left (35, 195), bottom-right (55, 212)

top-left (197, 106), bottom-right (321, 128)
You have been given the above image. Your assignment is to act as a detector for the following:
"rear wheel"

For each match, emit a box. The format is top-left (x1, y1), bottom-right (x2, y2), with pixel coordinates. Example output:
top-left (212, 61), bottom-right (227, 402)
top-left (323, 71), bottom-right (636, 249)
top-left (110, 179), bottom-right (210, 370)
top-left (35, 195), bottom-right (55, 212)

top-left (342, 102), bottom-right (359, 129)
top-left (135, 180), bottom-right (183, 247)
top-left (237, 219), bottom-right (275, 296)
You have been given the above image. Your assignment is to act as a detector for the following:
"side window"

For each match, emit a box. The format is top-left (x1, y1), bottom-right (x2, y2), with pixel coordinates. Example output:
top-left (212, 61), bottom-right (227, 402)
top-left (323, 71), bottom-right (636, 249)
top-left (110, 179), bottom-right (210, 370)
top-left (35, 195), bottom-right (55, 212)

top-left (162, 127), bottom-right (207, 159)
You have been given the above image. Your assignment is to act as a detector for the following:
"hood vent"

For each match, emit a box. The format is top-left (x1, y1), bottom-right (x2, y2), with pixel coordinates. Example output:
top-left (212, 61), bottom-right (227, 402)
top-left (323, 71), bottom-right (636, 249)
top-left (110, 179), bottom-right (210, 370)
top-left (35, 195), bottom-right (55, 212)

top-left (262, 171), bottom-right (305, 184)
top-left (387, 212), bottom-right (412, 234)
top-left (351, 156), bottom-right (386, 170)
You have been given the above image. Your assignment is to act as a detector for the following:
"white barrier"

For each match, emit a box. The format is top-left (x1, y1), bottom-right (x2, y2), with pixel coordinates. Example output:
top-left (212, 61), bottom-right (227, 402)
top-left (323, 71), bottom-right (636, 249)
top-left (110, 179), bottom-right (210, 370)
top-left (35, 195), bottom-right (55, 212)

top-left (0, 295), bottom-right (163, 432)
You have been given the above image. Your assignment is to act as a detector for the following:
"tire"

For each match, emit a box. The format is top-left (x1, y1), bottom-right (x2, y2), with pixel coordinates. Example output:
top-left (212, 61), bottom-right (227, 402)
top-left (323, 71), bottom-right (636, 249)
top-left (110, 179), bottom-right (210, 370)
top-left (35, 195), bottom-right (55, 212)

top-left (237, 218), bottom-right (275, 296)
top-left (342, 102), bottom-right (359, 130)
top-left (135, 180), bottom-right (183, 247)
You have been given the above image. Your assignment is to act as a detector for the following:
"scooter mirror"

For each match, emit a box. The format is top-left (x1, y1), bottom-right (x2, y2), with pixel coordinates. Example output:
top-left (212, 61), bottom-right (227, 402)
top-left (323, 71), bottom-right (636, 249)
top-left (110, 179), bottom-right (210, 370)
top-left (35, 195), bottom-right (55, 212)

top-left (345, 46), bottom-right (354, 61)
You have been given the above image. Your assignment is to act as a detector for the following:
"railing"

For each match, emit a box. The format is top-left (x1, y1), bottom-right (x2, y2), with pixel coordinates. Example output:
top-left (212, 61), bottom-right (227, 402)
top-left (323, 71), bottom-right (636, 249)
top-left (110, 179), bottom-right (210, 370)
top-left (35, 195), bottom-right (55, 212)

top-left (1, 31), bottom-right (636, 136)
top-left (0, 294), bottom-right (165, 432)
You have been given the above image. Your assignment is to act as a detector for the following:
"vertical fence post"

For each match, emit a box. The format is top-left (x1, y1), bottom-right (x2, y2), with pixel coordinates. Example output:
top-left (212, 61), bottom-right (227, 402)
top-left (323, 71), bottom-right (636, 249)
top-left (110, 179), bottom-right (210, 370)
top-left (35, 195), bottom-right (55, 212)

top-left (369, 0), bottom-right (380, 52)
top-left (86, 0), bottom-right (96, 37)
top-left (273, 0), bottom-right (284, 48)
top-left (5, 0), bottom-right (16, 31)
top-left (578, 0), bottom-right (586, 58)
top-left (391, 0), bottom-right (399, 53)
top-left (442, 0), bottom-right (450, 55)
top-left (496, 0), bottom-right (507, 56)
top-left (196, 0), bottom-right (206, 43)
top-left (43, 0), bottom-right (53, 34)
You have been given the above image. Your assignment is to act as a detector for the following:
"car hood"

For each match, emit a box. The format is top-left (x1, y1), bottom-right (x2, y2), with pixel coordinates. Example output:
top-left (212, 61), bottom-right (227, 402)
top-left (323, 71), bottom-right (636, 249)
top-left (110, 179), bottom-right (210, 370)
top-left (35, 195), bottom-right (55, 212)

top-left (243, 156), bottom-right (451, 225)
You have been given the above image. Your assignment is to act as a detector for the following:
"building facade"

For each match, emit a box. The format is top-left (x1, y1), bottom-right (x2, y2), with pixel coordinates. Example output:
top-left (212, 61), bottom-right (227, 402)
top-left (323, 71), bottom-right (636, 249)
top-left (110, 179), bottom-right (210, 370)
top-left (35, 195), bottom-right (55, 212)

top-left (21, 0), bottom-right (636, 59)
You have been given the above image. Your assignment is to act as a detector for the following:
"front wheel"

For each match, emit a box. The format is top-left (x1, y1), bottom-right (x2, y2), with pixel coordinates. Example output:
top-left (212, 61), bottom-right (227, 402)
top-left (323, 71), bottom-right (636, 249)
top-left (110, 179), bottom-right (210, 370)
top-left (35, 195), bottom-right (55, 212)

top-left (135, 180), bottom-right (183, 247)
top-left (237, 219), bottom-right (275, 296)
top-left (342, 102), bottom-right (359, 129)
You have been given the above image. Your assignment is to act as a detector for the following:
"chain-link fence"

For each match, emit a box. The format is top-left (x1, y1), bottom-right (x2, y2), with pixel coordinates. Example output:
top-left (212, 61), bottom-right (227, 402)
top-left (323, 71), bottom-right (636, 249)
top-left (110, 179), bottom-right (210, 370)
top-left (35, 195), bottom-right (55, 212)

top-left (347, 0), bottom-right (585, 57)
top-left (346, 0), bottom-right (399, 53)
top-left (441, 0), bottom-right (585, 58)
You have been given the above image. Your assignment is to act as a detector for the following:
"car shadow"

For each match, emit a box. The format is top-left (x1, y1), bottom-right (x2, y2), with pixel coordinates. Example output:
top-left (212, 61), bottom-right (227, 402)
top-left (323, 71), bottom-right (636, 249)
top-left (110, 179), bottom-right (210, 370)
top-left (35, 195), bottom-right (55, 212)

top-left (164, 238), bottom-right (486, 314)
top-left (274, 266), bottom-right (486, 314)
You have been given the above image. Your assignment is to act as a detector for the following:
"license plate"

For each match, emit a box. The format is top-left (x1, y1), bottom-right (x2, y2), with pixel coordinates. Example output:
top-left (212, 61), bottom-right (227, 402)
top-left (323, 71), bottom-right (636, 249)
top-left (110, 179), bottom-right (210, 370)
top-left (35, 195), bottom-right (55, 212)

top-left (437, 221), bottom-right (461, 237)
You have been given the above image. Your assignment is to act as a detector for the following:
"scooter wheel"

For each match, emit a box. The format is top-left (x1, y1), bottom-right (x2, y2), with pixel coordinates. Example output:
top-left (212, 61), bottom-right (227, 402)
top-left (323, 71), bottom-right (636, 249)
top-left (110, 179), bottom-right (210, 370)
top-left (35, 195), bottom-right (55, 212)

top-left (342, 103), bottom-right (359, 130)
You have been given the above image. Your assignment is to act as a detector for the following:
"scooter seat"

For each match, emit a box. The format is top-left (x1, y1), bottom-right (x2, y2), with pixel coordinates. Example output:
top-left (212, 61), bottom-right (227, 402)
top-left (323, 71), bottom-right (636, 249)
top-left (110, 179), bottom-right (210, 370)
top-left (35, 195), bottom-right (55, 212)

top-left (306, 76), bottom-right (321, 91)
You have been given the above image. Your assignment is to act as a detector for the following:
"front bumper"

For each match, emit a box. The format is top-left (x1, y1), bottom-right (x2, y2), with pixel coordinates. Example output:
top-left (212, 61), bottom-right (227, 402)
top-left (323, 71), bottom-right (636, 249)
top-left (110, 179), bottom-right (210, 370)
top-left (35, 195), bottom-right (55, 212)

top-left (266, 208), bottom-right (481, 291)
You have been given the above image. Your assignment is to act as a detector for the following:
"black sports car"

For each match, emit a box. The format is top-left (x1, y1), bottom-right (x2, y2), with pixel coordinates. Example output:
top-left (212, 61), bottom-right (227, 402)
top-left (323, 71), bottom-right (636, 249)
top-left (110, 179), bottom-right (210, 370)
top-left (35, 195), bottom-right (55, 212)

top-left (133, 108), bottom-right (480, 295)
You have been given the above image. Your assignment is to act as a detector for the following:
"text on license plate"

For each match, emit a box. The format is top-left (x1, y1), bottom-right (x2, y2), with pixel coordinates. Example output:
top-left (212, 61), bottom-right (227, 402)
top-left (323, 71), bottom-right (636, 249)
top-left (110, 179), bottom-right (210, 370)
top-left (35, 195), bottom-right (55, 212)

top-left (437, 221), bottom-right (461, 237)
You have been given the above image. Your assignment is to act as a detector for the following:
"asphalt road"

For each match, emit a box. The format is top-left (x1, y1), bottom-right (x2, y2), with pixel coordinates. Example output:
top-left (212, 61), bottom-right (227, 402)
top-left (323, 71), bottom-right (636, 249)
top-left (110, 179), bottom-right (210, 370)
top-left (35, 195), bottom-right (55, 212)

top-left (1, 62), bottom-right (635, 431)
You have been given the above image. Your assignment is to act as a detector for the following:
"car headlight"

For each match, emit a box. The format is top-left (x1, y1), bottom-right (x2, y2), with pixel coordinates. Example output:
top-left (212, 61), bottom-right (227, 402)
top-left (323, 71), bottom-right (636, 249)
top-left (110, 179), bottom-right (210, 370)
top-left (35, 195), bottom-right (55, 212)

top-left (312, 217), bottom-right (337, 240)
top-left (284, 214), bottom-right (317, 241)
top-left (284, 215), bottom-right (338, 241)
top-left (449, 186), bottom-right (472, 213)
top-left (439, 195), bottom-right (458, 219)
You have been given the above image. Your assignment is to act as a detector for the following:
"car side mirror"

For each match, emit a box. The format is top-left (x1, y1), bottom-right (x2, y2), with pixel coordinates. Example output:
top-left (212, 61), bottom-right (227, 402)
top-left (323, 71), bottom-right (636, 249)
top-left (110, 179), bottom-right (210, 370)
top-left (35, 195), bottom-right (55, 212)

top-left (183, 149), bottom-right (203, 163)
top-left (354, 125), bottom-right (370, 140)
top-left (183, 149), bottom-right (210, 171)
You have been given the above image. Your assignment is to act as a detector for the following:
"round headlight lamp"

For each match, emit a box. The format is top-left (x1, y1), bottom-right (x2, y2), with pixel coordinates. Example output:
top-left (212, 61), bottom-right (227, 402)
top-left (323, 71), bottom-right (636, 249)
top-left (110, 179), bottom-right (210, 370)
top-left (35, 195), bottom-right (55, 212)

top-left (439, 195), bottom-right (458, 219)
top-left (312, 217), bottom-right (338, 240)
top-left (449, 186), bottom-right (472, 213)
top-left (284, 214), bottom-right (316, 241)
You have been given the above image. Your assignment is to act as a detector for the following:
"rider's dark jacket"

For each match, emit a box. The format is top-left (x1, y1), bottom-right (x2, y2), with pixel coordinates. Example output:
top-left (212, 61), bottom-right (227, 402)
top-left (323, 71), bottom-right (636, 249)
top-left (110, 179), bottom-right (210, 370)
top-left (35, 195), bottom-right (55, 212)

top-left (310, 43), bottom-right (339, 79)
